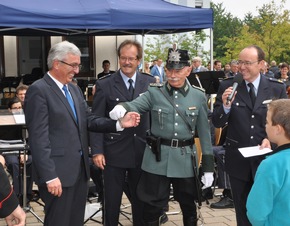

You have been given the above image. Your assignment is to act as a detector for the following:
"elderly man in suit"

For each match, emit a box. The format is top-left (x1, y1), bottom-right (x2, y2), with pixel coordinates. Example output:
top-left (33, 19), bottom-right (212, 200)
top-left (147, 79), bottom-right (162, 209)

top-left (24, 41), bottom-right (140, 226)
top-left (192, 56), bottom-right (208, 73)
top-left (90, 39), bottom-right (155, 226)
top-left (212, 45), bottom-right (287, 226)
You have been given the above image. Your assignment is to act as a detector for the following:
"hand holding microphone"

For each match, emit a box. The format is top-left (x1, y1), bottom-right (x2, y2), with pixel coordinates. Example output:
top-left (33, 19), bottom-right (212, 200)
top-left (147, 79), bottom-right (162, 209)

top-left (225, 74), bottom-right (243, 106)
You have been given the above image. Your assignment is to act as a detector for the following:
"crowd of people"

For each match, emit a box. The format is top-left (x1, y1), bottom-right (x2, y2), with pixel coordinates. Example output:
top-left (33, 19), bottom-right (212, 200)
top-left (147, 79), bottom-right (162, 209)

top-left (1, 39), bottom-right (290, 226)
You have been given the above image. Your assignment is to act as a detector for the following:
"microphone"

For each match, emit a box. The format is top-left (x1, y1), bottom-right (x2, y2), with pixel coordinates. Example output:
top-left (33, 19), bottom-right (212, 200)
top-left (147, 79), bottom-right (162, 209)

top-left (226, 74), bottom-right (243, 105)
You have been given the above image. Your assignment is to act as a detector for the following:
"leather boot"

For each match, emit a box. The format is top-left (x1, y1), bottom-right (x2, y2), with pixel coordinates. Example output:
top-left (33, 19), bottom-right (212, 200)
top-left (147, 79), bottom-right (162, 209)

top-left (183, 216), bottom-right (198, 226)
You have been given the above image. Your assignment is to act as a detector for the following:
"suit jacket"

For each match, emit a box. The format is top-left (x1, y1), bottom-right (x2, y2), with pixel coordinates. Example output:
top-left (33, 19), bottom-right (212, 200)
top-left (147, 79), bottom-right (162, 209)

top-left (192, 66), bottom-right (208, 73)
top-left (150, 65), bottom-right (165, 82)
top-left (24, 73), bottom-right (117, 186)
top-left (90, 70), bottom-right (155, 168)
top-left (0, 164), bottom-right (19, 218)
top-left (212, 75), bottom-right (287, 181)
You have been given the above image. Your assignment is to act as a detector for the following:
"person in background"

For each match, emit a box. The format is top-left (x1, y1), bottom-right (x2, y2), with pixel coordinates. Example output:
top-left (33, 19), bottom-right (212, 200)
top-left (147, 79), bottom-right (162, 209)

top-left (143, 61), bottom-right (151, 75)
top-left (90, 39), bottom-right (155, 226)
top-left (192, 56), bottom-right (208, 73)
top-left (213, 60), bottom-right (222, 71)
top-left (149, 59), bottom-right (157, 70)
top-left (150, 58), bottom-right (165, 83)
top-left (0, 158), bottom-right (26, 226)
top-left (212, 45), bottom-right (287, 226)
top-left (247, 99), bottom-right (290, 226)
top-left (110, 48), bottom-right (214, 226)
top-left (3, 97), bottom-right (33, 204)
top-left (223, 63), bottom-right (231, 74)
top-left (16, 85), bottom-right (29, 106)
top-left (97, 60), bottom-right (115, 79)
top-left (225, 60), bottom-right (240, 78)
top-left (260, 62), bottom-right (274, 78)
top-left (24, 40), bottom-right (140, 226)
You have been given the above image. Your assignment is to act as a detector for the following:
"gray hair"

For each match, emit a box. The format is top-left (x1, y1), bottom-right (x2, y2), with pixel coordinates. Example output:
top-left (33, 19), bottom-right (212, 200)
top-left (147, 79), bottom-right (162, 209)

top-left (47, 41), bottom-right (81, 69)
top-left (192, 56), bottom-right (202, 62)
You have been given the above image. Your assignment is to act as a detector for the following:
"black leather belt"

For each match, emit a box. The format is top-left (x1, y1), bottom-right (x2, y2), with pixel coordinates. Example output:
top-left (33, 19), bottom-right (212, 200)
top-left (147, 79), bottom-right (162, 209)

top-left (160, 138), bottom-right (194, 148)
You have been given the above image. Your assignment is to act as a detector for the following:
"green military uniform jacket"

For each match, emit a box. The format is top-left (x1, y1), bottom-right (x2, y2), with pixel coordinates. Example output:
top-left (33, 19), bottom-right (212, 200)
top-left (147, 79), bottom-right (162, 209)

top-left (121, 82), bottom-right (214, 178)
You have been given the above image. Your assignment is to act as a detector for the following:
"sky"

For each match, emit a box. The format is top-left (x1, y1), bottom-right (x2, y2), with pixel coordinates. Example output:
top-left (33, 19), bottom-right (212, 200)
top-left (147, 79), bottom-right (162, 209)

top-left (211, 0), bottom-right (290, 19)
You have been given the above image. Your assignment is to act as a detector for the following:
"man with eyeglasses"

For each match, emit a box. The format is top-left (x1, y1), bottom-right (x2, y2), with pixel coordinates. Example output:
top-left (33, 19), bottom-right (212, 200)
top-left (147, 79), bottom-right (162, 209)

top-left (212, 45), bottom-right (287, 226)
top-left (24, 40), bottom-right (141, 226)
top-left (109, 48), bottom-right (214, 226)
top-left (90, 39), bottom-right (155, 226)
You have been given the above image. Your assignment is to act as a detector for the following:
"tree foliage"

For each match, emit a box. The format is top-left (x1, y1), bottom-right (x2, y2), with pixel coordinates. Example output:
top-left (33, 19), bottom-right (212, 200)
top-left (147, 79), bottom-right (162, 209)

top-left (212, 0), bottom-right (290, 64)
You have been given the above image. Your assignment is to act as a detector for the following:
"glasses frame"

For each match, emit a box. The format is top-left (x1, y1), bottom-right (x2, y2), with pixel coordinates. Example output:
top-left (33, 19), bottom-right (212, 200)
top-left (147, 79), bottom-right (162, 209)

top-left (59, 60), bottom-right (83, 70)
top-left (237, 60), bottom-right (260, 66)
top-left (119, 56), bottom-right (138, 63)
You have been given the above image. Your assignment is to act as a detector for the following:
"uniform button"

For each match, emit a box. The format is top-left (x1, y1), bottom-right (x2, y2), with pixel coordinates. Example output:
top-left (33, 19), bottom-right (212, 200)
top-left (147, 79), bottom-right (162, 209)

top-left (110, 136), bottom-right (113, 139)
top-left (175, 96), bottom-right (178, 99)
top-left (174, 133), bottom-right (178, 136)
top-left (116, 98), bottom-right (119, 101)
top-left (192, 112), bottom-right (195, 115)
top-left (250, 136), bottom-right (254, 139)
top-left (175, 123), bottom-right (178, 126)
top-left (176, 104), bottom-right (179, 107)
top-left (251, 115), bottom-right (255, 118)
top-left (176, 113), bottom-right (178, 116)
top-left (236, 102), bottom-right (239, 106)
top-left (251, 125), bottom-right (254, 129)
top-left (134, 134), bottom-right (136, 136)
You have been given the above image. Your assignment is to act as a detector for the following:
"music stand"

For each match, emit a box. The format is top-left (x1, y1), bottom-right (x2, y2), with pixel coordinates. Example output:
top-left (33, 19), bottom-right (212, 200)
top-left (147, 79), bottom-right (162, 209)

top-left (187, 71), bottom-right (225, 94)
top-left (0, 109), bottom-right (44, 223)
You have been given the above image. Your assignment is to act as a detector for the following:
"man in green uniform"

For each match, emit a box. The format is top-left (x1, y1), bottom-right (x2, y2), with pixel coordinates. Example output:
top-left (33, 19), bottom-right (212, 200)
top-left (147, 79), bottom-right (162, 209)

top-left (110, 48), bottom-right (214, 226)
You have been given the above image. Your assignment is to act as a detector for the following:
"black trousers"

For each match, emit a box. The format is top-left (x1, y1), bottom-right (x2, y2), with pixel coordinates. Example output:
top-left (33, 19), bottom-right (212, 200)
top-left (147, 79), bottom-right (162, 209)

top-left (137, 171), bottom-right (197, 222)
top-left (39, 159), bottom-right (87, 226)
top-left (103, 165), bottom-right (144, 226)
top-left (229, 175), bottom-right (252, 226)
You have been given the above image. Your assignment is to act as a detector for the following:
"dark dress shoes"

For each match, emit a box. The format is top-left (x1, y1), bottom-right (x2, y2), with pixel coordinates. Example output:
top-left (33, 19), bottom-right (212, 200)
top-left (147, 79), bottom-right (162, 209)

top-left (210, 196), bottom-right (234, 209)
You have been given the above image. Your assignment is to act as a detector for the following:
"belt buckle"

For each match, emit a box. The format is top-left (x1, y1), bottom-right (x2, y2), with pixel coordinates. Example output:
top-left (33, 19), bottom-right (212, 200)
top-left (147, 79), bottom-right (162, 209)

top-left (171, 139), bottom-right (179, 148)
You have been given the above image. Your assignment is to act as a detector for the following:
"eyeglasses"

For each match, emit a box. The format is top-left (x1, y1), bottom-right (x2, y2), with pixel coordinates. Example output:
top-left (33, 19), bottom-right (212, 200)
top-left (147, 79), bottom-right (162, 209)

top-left (59, 60), bottom-right (83, 70)
top-left (237, 60), bottom-right (260, 66)
top-left (119, 56), bottom-right (138, 63)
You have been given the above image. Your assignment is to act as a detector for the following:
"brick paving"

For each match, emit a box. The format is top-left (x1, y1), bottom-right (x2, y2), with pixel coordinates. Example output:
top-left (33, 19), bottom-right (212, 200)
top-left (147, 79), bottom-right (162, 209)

top-left (0, 189), bottom-right (237, 226)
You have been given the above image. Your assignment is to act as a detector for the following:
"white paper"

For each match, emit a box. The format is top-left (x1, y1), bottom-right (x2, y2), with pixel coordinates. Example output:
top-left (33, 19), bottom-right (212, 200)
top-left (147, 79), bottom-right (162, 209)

top-left (238, 146), bottom-right (273, 158)
top-left (13, 114), bottom-right (26, 124)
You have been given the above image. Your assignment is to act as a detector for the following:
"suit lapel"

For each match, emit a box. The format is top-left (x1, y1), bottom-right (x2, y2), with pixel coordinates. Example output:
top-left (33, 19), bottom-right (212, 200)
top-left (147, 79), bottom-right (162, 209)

top-left (237, 81), bottom-right (253, 109)
top-left (254, 76), bottom-right (268, 111)
top-left (113, 71), bottom-right (132, 101)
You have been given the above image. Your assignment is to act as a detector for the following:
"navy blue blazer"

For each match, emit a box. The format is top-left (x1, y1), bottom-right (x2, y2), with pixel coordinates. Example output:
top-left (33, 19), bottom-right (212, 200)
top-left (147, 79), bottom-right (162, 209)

top-left (212, 76), bottom-right (287, 180)
top-left (90, 70), bottom-right (155, 168)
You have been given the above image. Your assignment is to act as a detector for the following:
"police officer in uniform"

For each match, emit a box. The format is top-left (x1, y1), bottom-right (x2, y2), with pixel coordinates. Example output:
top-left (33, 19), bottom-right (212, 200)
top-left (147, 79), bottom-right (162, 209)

top-left (110, 48), bottom-right (214, 226)
top-left (90, 39), bottom-right (155, 226)
top-left (212, 45), bottom-right (287, 226)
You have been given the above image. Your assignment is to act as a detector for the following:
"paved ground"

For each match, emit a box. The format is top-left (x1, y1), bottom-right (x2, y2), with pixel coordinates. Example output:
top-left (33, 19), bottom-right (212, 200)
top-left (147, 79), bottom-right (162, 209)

top-left (0, 188), bottom-right (237, 226)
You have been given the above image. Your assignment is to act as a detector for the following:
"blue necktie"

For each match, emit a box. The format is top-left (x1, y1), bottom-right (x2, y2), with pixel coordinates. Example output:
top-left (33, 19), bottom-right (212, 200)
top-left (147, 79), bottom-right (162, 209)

top-left (62, 85), bottom-right (77, 120)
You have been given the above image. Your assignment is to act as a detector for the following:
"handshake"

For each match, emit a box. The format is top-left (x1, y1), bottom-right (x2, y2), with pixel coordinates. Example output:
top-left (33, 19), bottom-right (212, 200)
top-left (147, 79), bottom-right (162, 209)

top-left (110, 105), bottom-right (140, 128)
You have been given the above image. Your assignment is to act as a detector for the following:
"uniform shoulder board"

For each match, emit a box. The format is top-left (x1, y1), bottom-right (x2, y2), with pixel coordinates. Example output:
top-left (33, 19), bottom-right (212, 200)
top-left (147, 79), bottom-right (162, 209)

top-left (98, 74), bottom-right (112, 80)
top-left (150, 83), bottom-right (164, 87)
top-left (222, 76), bottom-right (234, 81)
top-left (191, 84), bottom-right (205, 92)
top-left (268, 77), bottom-right (284, 84)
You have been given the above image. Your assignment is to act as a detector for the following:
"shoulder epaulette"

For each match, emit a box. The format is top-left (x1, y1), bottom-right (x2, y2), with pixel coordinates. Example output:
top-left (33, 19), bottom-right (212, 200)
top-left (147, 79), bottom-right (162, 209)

top-left (150, 83), bottom-right (164, 87)
top-left (268, 77), bottom-right (284, 84)
top-left (191, 84), bottom-right (205, 92)
top-left (98, 74), bottom-right (112, 80)
top-left (222, 76), bottom-right (234, 81)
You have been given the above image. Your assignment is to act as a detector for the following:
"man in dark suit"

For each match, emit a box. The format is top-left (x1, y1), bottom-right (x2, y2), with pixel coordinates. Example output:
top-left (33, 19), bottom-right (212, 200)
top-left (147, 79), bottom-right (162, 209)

top-left (212, 45), bottom-right (287, 226)
top-left (24, 41), bottom-right (140, 226)
top-left (90, 39), bottom-right (155, 226)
